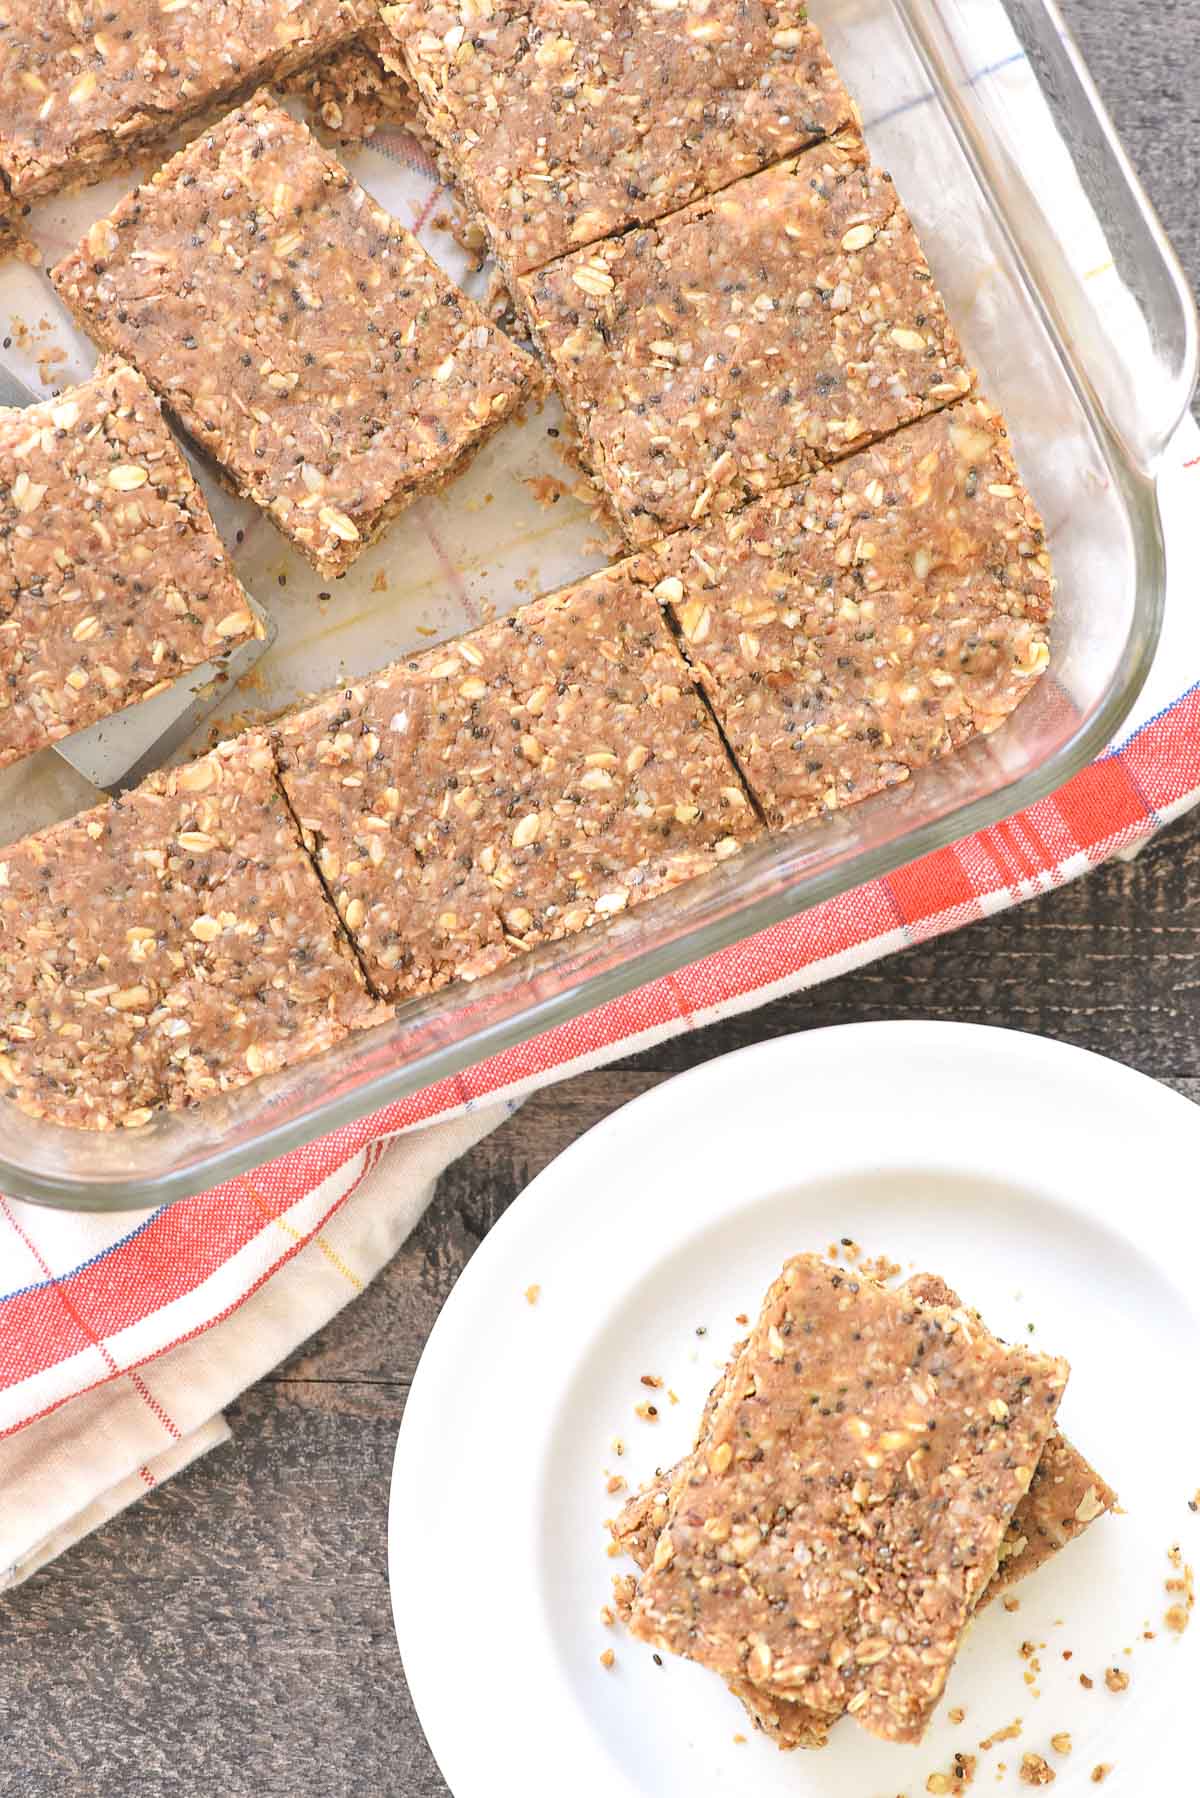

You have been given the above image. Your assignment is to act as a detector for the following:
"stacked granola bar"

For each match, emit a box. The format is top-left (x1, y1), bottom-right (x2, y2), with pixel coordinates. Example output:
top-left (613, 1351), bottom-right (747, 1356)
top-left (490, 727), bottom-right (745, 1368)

top-left (611, 1257), bottom-right (1115, 1749)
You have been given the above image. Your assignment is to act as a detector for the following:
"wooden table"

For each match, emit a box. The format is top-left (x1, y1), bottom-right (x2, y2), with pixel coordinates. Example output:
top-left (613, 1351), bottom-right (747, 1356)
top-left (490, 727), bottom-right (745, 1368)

top-left (5, 6), bottom-right (1199, 1792)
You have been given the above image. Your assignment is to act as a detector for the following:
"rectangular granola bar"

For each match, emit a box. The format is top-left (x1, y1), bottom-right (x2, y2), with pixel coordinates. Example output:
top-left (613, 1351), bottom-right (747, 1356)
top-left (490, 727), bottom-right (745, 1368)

top-left (379, 0), bottom-right (853, 280)
top-left (51, 94), bottom-right (541, 577)
top-left (627, 1255), bottom-right (1069, 1744)
top-left (0, 361), bottom-right (261, 771)
top-left (647, 397), bottom-right (1053, 828)
top-left (0, 734), bottom-right (383, 1131)
top-left (273, 568), bottom-right (758, 1001)
top-left (0, 1), bottom-right (365, 202)
top-left (518, 131), bottom-right (972, 543)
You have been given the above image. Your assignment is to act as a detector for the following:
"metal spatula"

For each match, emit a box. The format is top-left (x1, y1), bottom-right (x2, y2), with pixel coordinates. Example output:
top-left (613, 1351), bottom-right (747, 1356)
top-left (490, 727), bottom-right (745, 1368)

top-left (0, 365), bottom-right (275, 796)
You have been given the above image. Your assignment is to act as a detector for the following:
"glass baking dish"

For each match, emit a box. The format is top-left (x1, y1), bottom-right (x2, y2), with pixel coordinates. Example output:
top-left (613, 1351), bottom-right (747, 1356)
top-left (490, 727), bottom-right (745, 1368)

top-left (0, 0), bottom-right (1194, 1210)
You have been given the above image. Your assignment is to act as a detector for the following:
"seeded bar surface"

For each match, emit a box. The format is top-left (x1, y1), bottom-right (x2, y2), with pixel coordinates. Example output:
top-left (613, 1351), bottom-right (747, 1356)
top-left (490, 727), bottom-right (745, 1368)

top-left (0, 362), bottom-right (260, 771)
top-left (379, 0), bottom-right (852, 280)
top-left (647, 397), bottom-right (1052, 827)
top-left (628, 1254), bottom-right (1069, 1744)
top-left (51, 94), bottom-right (540, 577)
top-left (0, 734), bottom-right (383, 1131)
top-left (0, 1), bottom-right (365, 202)
top-left (519, 131), bottom-right (971, 543)
top-left (274, 570), bottom-right (758, 1002)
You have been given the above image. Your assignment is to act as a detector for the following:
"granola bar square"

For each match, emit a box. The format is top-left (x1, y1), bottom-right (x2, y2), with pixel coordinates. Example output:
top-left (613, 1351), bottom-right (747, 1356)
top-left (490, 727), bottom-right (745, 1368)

top-left (51, 95), bottom-right (540, 576)
top-left (628, 1254), bottom-right (1069, 1744)
top-left (649, 397), bottom-right (1053, 828)
top-left (273, 567), bottom-right (758, 1001)
top-left (519, 133), bottom-right (972, 544)
top-left (0, 734), bottom-right (382, 1130)
top-left (0, 1), bottom-right (365, 201)
top-left (380, 0), bottom-right (852, 278)
top-left (0, 361), bottom-right (261, 771)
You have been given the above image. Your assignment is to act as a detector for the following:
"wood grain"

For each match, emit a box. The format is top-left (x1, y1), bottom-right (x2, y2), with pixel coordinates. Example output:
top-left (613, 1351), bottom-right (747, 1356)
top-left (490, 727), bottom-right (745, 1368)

top-left (3, 3), bottom-right (1199, 1793)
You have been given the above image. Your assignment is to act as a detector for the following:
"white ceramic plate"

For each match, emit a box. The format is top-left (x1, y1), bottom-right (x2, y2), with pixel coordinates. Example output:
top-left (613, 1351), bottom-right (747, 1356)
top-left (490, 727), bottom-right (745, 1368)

top-left (390, 1022), bottom-right (1200, 1797)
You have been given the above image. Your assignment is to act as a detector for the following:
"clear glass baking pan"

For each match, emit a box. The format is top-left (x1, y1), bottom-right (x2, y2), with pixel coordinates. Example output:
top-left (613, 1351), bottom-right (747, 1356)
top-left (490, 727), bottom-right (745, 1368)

top-left (0, 0), bottom-right (1195, 1210)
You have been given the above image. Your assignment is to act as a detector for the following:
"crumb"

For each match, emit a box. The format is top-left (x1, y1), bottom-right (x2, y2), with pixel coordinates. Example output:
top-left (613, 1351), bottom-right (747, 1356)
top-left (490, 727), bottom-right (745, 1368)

top-left (860, 1253), bottom-right (903, 1283)
top-left (667, 1389), bottom-right (680, 1405)
top-left (1061, 1651), bottom-right (1073, 1661)
top-left (639, 1374), bottom-right (663, 1389)
top-left (734, 1313), bottom-right (749, 1326)
top-left (732, 1733), bottom-right (747, 1745)
top-left (1019, 1641), bottom-right (1037, 1661)
top-left (430, 194), bottom-right (488, 268)
top-left (1090, 1767), bottom-right (1113, 1784)
top-left (524, 1284), bottom-right (540, 1305)
top-left (611, 1574), bottom-right (636, 1614)
top-left (599, 1648), bottom-right (615, 1669)
top-left (600, 1605), bottom-right (614, 1627)
top-left (1003, 1597), bottom-right (1022, 1613)
top-left (371, 571), bottom-right (389, 592)
top-left (523, 473), bottom-right (571, 508)
top-left (611, 1437), bottom-right (624, 1457)
top-left (1164, 1543), bottom-right (1195, 1633)
top-left (415, 623), bottom-right (438, 636)
top-left (605, 1474), bottom-right (626, 1495)
top-left (694, 1325), bottom-right (707, 1337)
top-left (826, 1241), bottom-right (839, 1260)
top-left (1050, 1734), bottom-right (1071, 1755)
top-left (634, 1402), bottom-right (659, 1421)
top-left (1019, 1752), bottom-right (1055, 1786)
top-left (979, 1720), bottom-right (1023, 1752)
top-left (605, 1540), bottom-right (621, 1558)
top-left (36, 343), bottom-right (67, 385)
top-left (1079, 1674), bottom-right (1094, 1690)
top-left (949, 1707), bottom-right (967, 1725)
top-left (1142, 1629), bottom-right (1156, 1640)
top-left (926, 1753), bottom-right (976, 1793)
top-left (1104, 1666), bottom-right (1129, 1694)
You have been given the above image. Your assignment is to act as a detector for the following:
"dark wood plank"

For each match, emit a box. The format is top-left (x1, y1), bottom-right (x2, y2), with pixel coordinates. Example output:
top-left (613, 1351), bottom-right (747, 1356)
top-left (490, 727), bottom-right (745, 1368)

top-left (2, 3), bottom-right (1198, 1793)
top-left (0, 1382), bottom-right (433, 1798)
